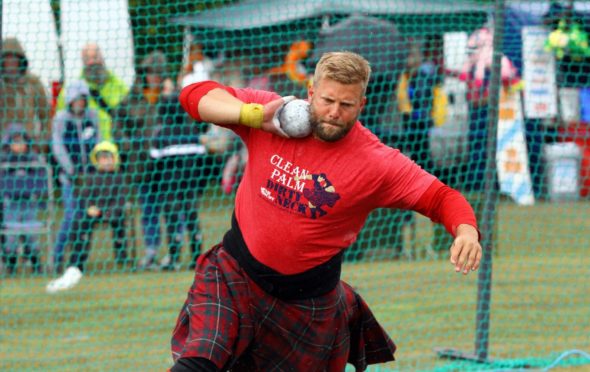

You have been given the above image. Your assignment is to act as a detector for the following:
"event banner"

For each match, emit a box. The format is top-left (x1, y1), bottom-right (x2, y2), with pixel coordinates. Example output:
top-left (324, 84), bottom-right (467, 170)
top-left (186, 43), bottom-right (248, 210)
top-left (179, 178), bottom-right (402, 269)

top-left (497, 89), bottom-right (535, 205)
top-left (522, 26), bottom-right (558, 119)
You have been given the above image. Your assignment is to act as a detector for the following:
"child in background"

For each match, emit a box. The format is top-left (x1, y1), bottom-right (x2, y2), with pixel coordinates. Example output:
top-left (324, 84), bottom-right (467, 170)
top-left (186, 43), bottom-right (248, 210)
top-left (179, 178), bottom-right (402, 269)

top-left (46, 141), bottom-right (129, 292)
top-left (51, 80), bottom-right (101, 272)
top-left (1, 124), bottom-right (48, 275)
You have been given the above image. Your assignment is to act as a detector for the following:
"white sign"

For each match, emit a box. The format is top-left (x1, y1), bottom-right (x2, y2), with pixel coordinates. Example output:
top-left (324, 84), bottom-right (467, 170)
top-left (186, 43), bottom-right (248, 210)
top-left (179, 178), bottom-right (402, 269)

top-left (543, 142), bottom-right (582, 199)
top-left (496, 90), bottom-right (535, 206)
top-left (444, 32), bottom-right (468, 71)
top-left (522, 26), bottom-right (558, 119)
top-left (551, 159), bottom-right (579, 194)
top-left (559, 88), bottom-right (580, 123)
top-left (443, 32), bottom-right (469, 132)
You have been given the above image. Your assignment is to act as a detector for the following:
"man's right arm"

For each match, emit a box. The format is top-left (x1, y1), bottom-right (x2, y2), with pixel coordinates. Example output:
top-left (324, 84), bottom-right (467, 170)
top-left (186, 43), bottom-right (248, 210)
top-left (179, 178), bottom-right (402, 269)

top-left (179, 81), bottom-right (291, 137)
top-left (180, 82), bottom-right (242, 125)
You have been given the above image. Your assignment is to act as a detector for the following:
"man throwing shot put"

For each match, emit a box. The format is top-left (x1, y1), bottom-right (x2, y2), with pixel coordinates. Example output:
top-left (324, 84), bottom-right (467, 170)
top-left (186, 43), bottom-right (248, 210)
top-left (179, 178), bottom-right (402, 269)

top-left (170, 52), bottom-right (482, 371)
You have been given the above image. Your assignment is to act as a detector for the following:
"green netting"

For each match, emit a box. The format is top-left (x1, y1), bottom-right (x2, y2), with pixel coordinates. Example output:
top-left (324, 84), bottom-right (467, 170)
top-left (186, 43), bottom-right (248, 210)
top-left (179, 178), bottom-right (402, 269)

top-left (1, 0), bottom-right (590, 371)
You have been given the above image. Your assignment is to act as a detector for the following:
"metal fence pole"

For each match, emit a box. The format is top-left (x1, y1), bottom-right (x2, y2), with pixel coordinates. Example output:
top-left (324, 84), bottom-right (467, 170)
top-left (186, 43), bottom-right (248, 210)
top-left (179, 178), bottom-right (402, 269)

top-left (475, 0), bottom-right (505, 361)
top-left (1, 0), bottom-right (3, 60)
top-left (435, 0), bottom-right (505, 363)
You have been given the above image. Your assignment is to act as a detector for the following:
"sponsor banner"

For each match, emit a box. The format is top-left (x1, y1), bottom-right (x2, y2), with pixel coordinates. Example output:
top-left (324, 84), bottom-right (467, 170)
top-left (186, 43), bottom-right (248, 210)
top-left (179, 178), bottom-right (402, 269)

top-left (497, 90), bottom-right (535, 205)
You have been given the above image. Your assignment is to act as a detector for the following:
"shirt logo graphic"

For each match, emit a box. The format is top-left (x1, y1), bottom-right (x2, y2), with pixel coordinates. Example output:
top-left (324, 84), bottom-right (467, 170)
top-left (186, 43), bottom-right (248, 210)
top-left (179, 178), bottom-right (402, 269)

top-left (263, 154), bottom-right (341, 219)
top-left (301, 173), bottom-right (341, 219)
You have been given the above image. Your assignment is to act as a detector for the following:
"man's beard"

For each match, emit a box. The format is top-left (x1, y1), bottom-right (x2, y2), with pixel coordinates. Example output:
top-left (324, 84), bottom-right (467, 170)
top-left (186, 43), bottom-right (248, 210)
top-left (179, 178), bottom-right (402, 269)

top-left (309, 109), bottom-right (356, 142)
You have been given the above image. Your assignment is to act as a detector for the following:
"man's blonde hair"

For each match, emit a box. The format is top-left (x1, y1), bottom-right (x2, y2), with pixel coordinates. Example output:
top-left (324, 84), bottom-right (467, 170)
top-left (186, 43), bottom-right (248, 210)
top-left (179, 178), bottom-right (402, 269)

top-left (313, 52), bottom-right (372, 95)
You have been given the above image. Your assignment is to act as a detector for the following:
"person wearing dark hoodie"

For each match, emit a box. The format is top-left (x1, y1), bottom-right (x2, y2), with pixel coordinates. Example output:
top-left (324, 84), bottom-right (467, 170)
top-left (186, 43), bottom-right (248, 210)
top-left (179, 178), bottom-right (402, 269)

top-left (0, 37), bottom-right (52, 153)
top-left (114, 50), bottom-right (174, 270)
top-left (46, 141), bottom-right (129, 293)
top-left (149, 94), bottom-right (209, 271)
top-left (51, 80), bottom-right (101, 272)
top-left (0, 124), bottom-right (48, 275)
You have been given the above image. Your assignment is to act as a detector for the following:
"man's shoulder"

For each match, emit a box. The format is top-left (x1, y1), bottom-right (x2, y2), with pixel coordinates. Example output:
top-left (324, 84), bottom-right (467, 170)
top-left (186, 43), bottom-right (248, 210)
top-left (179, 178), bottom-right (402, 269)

top-left (348, 123), bottom-right (386, 151)
top-left (345, 124), bottom-right (402, 163)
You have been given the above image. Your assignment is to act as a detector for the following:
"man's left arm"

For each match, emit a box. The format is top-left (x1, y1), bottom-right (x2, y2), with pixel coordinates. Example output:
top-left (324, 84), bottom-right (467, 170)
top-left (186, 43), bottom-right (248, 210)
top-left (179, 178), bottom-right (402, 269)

top-left (412, 179), bottom-right (482, 275)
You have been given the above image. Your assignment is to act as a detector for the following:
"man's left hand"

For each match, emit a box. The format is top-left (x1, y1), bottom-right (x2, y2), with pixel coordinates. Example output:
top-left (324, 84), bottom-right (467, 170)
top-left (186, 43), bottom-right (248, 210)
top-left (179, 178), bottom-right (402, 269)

top-left (450, 224), bottom-right (482, 275)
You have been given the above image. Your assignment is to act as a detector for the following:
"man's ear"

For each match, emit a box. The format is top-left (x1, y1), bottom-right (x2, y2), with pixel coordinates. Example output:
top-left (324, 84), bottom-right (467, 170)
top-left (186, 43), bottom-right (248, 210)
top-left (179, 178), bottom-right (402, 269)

top-left (308, 85), bottom-right (314, 100)
top-left (360, 96), bottom-right (367, 111)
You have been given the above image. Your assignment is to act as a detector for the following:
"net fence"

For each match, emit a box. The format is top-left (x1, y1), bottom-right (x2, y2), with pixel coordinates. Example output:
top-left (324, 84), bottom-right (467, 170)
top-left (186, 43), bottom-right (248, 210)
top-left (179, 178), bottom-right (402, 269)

top-left (1, 0), bottom-right (590, 371)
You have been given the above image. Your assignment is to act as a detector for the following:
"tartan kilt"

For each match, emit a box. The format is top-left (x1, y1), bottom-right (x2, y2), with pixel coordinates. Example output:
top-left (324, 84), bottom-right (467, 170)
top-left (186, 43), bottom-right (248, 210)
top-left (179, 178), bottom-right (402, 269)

top-left (171, 244), bottom-right (396, 371)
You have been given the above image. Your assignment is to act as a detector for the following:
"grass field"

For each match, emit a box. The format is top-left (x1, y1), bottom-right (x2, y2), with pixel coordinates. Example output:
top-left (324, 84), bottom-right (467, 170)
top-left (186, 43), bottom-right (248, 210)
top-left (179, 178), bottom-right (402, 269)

top-left (1, 198), bottom-right (590, 371)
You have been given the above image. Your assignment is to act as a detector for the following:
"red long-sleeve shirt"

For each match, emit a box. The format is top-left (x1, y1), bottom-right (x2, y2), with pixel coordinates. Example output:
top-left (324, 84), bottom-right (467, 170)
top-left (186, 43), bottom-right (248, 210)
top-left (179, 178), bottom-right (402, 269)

top-left (180, 81), bottom-right (478, 274)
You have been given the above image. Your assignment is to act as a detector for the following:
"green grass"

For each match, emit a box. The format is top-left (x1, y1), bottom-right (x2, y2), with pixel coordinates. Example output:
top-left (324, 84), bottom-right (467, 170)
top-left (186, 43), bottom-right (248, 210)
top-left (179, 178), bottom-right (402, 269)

top-left (1, 199), bottom-right (590, 371)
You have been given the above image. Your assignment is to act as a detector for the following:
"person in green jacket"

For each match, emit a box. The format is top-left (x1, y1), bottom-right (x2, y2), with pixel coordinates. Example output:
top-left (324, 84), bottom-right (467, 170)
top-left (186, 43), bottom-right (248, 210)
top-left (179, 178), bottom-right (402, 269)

top-left (56, 43), bottom-right (129, 141)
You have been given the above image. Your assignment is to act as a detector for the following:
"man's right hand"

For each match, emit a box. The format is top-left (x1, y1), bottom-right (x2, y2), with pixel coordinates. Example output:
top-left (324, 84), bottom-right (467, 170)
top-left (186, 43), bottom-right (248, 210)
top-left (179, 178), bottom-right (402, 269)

top-left (185, 83), bottom-right (297, 137)
top-left (261, 96), bottom-right (296, 138)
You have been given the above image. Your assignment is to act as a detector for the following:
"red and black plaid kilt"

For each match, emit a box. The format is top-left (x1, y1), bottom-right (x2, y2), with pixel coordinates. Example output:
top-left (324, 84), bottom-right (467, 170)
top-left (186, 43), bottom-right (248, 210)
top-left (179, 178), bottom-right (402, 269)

top-left (171, 244), bottom-right (396, 371)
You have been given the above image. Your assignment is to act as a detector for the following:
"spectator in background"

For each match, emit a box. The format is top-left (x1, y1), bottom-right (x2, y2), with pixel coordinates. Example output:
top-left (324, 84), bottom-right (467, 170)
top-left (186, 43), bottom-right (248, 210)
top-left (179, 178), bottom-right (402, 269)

top-left (51, 80), bottom-right (101, 272)
top-left (56, 43), bottom-right (128, 141)
top-left (0, 37), bottom-right (52, 152)
top-left (397, 41), bottom-right (447, 174)
top-left (398, 41), bottom-right (458, 256)
top-left (211, 51), bottom-right (248, 88)
top-left (178, 43), bottom-right (215, 89)
top-left (149, 94), bottom-right (208, 271)
top-left (46, 141), bottom-right (128, 293)
top-left (179, 46), bottom-right (241, 193)
top-left (1, 124), bottom-right (47, 275)
top-left (114, 50), bottom-right (174, 270)
top-left (201, 125), bottom-right (246, 195)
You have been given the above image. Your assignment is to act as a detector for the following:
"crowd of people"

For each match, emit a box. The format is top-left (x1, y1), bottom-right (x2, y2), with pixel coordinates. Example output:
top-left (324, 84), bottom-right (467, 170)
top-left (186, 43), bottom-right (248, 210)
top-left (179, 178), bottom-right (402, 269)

top-left (0, 38), bottom-right (230, 292)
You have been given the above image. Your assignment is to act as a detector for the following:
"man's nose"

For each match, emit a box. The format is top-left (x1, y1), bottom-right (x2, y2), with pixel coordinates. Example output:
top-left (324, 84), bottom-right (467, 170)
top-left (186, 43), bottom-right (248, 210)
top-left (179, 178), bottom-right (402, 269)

top-left (327, 104), bottom-right (341, 119)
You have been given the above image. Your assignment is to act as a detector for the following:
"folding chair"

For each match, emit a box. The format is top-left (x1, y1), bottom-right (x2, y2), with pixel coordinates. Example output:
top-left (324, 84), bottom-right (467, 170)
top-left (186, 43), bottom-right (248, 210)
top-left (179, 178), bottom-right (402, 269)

top-left (0, 160), bottom-right (55, 274)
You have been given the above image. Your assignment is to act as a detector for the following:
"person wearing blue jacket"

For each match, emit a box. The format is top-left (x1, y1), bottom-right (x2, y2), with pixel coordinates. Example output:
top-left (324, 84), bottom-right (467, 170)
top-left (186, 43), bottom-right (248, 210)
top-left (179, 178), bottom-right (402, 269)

top-left (51, 80), bottom-right (101, 272)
